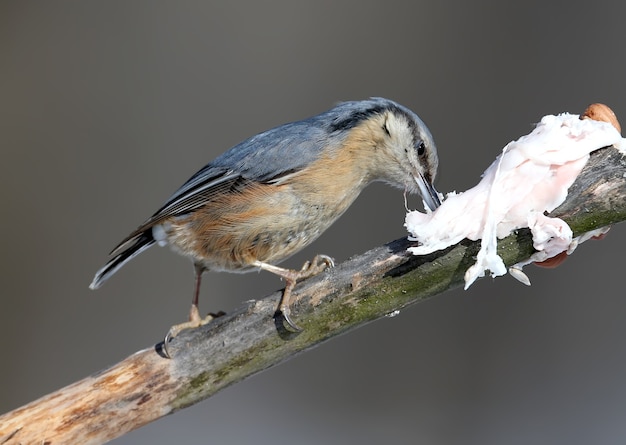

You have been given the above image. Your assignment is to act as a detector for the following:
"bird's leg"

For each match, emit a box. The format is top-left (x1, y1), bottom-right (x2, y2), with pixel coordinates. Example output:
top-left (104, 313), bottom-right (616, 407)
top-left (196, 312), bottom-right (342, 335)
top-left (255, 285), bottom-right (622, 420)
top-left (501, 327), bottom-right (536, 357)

top-left (163, 263), bottom-right (215, 358)
top-left (187, 262), bottom-right (204, 325)
top-left (255, 254), bottom-right (334, 331)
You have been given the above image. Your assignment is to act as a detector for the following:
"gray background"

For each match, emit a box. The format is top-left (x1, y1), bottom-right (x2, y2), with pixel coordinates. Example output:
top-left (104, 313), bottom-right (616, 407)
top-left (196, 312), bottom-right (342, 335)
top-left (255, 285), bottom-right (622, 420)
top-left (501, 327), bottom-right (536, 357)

top-left (2, 1), bottom-right (626, 444)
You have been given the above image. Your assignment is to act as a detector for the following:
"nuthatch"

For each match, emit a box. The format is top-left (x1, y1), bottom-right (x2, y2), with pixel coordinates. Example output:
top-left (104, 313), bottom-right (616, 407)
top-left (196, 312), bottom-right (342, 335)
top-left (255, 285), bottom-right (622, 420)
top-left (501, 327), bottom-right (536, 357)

top-left (90, 97), bottom-right (440, 356)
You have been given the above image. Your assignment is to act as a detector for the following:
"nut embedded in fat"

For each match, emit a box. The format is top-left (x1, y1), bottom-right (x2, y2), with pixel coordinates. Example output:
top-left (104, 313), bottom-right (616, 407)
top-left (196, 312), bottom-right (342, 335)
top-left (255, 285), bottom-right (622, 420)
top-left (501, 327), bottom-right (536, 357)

top-left (581, 103), bottom-right (621, 133)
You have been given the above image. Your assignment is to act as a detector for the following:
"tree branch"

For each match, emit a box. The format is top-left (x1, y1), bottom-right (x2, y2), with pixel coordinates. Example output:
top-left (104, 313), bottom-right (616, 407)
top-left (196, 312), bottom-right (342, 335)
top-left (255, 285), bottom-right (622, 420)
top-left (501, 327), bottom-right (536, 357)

top-left (1, 146), bottom-right (625, 445)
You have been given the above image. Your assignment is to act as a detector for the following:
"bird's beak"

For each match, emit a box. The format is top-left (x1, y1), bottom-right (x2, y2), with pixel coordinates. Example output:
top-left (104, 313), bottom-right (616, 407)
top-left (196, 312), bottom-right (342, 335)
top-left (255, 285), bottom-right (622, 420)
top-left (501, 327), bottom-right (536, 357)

top-left (414, 173), bottom-right (441, 211)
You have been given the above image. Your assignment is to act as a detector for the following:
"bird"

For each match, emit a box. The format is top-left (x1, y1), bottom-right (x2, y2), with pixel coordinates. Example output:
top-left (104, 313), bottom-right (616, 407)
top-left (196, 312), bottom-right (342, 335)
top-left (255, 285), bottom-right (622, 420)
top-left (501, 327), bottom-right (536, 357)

top-left (90, 97), bottom-right (441, 357)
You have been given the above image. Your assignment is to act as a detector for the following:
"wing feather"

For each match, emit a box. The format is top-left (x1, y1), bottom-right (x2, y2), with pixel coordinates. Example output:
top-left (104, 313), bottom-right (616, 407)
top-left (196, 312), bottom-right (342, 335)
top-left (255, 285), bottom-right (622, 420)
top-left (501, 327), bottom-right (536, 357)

top-left (110, 121), bottom-right (332, 254)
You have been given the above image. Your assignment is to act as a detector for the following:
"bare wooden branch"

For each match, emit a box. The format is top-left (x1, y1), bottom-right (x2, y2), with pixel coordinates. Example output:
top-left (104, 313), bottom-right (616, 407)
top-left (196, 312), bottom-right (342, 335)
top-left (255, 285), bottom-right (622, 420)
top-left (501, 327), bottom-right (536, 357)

top-left (1, 146), bottom-right (625, 445)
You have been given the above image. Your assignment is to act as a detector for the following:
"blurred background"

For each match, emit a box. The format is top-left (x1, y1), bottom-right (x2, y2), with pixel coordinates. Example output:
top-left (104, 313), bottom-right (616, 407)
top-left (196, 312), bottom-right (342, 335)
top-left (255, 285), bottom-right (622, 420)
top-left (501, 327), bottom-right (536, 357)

top-left (2, 1), bottom-right (626, 444)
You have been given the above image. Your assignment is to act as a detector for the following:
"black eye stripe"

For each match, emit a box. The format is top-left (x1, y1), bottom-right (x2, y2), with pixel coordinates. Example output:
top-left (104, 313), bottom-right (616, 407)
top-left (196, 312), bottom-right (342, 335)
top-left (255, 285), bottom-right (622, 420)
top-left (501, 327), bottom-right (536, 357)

top-left (329, 105), bottom-right (388, 132)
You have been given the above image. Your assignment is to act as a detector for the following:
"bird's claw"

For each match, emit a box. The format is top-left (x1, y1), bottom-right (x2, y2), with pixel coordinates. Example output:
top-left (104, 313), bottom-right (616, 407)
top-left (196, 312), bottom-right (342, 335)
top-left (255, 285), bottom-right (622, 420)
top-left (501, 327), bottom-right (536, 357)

top-left (278, 306), bottom-right (303, 333)
top-left (276, 254), bottom-right (334, 333)
top-left (299, 254), bottom-right (334, 277)
top-left (161, 311), bottom-right (224, 359)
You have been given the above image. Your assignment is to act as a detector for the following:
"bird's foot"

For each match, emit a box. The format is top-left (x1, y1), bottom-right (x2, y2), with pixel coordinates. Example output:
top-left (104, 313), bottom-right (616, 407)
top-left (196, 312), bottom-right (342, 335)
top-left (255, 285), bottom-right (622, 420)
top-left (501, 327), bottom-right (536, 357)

top-left (297, 254), bottom-right (335, 279)
top-left (254, 254), bottom-right (335, 333)
top-left (279, 254), bottom-right (335, 332)
top-left (162, 306), bottom-right (224, 358)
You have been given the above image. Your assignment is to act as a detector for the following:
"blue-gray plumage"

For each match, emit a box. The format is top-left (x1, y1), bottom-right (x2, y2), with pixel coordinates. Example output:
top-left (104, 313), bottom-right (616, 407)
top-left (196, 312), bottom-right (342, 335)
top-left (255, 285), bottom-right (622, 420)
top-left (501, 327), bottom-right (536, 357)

top-left (90, 97), bottom-right (440, 356)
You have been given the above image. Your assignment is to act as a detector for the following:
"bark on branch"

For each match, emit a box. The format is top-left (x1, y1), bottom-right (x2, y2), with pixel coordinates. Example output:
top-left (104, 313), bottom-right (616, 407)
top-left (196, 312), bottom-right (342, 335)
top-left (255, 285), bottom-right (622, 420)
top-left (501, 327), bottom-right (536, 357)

top-left (1, 146), bottom-right (625, 445)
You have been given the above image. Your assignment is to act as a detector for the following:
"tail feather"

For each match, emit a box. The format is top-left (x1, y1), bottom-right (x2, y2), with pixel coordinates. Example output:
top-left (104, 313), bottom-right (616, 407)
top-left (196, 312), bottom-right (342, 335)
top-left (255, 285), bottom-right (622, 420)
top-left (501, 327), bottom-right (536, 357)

top-left (90, 232), bottom-right (155, 290)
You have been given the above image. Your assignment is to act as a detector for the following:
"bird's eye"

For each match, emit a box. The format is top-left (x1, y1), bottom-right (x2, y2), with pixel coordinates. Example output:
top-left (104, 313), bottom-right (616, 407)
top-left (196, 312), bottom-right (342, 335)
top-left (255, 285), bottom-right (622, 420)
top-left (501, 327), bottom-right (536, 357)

top-left (417, 141), bottom-right (426, 156)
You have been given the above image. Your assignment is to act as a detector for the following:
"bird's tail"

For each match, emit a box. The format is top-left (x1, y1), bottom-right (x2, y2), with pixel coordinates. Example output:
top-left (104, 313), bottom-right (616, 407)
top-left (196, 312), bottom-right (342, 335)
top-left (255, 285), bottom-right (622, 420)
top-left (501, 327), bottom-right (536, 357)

top-left (89, 232), bottom-right (155, 290)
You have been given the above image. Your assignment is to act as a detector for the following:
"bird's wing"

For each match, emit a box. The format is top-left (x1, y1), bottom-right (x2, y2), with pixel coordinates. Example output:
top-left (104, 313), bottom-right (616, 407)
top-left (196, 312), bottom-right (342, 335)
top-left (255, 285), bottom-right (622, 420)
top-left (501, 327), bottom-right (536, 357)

top-left (158, 121), bottom-right (330, 215)
top-left (110, 121), bottom-right (330, 254)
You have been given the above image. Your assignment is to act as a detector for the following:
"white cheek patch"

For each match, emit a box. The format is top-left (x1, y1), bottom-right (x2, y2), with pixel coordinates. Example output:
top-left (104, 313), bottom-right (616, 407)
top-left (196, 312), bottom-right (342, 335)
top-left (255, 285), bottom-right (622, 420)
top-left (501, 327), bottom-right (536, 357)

top-left (405, 113), bottom-right (624, 289)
